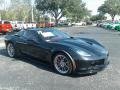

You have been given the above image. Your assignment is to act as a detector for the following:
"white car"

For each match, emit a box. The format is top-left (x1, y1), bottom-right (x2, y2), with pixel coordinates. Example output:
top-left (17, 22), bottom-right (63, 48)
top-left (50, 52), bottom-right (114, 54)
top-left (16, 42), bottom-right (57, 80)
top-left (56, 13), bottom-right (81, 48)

top-left (72, 22), bottom-right (86, 26)
top-left (24, 22), bottom-right (36, 29)
top-left (10, 21), bottom-right (24, 30)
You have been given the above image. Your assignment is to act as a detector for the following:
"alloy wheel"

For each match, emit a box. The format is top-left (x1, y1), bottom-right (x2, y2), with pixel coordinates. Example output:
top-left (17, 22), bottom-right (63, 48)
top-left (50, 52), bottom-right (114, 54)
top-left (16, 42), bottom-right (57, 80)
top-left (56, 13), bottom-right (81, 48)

top-left (7, 43), bottom-right (15, 57)
top-left (54, 54), bottom-right (72, 74)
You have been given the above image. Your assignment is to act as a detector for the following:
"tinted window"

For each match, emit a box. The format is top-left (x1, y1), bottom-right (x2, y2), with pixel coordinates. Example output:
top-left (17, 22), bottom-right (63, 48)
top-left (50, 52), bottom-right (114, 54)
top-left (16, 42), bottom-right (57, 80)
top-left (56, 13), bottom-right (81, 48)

top-left (37, 29), bottom-right (70, 41)
top-left (23, 30), bottom-right (39, 42)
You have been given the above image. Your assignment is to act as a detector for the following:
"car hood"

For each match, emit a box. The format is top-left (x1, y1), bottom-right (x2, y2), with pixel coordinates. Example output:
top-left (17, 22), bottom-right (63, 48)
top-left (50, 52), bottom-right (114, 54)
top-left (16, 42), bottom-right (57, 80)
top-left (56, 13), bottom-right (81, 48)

top-left (56, 37), bottom-right (108, 56)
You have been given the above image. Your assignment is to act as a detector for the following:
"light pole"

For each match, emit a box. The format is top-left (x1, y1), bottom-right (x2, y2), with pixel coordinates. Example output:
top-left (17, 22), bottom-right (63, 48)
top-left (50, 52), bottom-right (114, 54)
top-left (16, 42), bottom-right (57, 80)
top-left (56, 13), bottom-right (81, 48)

top-left (31, 0), bottom-right (34, 22)
top-left (31, 6), bottom-right (34, 22)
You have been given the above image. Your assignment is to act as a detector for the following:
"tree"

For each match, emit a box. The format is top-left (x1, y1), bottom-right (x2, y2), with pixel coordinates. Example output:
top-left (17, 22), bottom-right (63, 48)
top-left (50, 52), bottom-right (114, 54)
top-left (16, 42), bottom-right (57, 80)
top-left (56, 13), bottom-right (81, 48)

top-left (0, 0), bottom-right (42, 22)
top-left (35, 0), bottom-right (89, 25)
top-left (98, 0), bottom-right (120, 21)
top-left (0, 0), bottom-right (9, 20)
top-left (66, 1), bottom-right (91, 22)
top-left (90, 14), bottom-right (106, 21)
top-left (10, 0), bottom-right (32, 21)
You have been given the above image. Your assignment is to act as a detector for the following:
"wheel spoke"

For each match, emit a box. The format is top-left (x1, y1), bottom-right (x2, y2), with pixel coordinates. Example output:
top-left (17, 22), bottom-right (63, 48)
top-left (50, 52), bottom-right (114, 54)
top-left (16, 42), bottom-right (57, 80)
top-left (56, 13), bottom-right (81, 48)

top-left (7, 44), bottom-right (15, 57)
top-left (54, 54), bottom-right (72, 74)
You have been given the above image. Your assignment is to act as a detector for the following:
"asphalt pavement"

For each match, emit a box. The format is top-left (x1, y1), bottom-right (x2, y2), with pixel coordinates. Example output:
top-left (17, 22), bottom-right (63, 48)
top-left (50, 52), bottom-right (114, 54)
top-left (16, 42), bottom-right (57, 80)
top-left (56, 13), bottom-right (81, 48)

top-left (0, 26), bottom-right (120, 90)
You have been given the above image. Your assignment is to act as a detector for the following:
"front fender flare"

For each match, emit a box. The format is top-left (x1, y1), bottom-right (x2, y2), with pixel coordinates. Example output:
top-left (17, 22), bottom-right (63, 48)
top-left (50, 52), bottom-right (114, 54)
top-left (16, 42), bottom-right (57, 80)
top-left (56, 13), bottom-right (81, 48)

top-left (52, 50), bottom-right (76, 72)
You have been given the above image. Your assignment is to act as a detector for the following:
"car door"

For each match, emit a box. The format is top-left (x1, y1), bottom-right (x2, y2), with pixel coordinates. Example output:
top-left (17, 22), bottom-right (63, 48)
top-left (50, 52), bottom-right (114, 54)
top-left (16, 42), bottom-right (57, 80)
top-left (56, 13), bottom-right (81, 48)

top-left (22, 30), bottom-right (50, 61)
top-left (15, 30), bottom-right (29, 54)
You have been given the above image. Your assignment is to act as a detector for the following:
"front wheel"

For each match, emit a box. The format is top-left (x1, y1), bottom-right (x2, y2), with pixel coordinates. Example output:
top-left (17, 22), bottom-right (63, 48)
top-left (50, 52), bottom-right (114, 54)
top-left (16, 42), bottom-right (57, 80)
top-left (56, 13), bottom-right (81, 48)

top-left (53, 53), bottom-right (73, 75)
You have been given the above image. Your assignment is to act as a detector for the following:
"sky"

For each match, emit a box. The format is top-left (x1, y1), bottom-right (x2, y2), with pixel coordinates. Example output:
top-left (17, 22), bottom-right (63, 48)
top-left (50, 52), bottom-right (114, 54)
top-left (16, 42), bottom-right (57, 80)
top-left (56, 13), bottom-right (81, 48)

top-left (83, 0), bottom-right (105, 15)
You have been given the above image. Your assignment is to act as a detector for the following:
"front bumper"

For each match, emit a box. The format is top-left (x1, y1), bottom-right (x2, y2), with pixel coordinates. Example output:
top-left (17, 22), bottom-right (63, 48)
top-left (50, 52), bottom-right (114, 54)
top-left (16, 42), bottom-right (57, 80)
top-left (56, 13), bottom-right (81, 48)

top-left (1, 29), bottom-right (12, 33)
top-left (76, 59), bottom-right (109, 74)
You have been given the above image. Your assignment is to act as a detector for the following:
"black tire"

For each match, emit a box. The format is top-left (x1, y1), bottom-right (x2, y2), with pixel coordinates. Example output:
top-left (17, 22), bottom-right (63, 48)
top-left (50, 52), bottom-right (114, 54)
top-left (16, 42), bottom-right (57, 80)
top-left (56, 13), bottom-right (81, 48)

top-left (53, 53), bottom-right (73, 75)
top-left (6, 43), bottom-right (21, 58)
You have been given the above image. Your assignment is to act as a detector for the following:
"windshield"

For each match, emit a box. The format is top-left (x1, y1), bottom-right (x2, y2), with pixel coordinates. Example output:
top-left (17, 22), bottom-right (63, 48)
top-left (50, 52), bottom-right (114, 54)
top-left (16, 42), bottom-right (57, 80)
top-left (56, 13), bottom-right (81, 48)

top-left (37, 29), bottom-right (70, 41)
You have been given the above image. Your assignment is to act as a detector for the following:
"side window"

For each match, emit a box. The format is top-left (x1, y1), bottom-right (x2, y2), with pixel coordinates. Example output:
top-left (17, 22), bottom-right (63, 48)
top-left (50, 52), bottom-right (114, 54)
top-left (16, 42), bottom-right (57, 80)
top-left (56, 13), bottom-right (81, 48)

top-left (23, 31), bottom-right (39, 42)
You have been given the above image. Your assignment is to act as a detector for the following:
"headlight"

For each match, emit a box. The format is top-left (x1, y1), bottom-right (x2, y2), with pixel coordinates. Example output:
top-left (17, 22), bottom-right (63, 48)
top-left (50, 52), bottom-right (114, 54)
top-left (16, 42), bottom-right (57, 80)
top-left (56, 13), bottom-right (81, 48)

top-left (77, 50), bottom-right (91, 57)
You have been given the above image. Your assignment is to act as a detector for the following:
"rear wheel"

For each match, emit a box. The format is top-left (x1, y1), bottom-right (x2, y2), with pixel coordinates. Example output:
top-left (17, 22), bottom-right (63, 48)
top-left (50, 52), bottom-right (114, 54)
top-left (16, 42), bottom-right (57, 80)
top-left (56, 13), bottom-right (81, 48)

top-left (53, 53), bottom-right (73, 75)
top-left (7, 43), bottom-right (21, 58)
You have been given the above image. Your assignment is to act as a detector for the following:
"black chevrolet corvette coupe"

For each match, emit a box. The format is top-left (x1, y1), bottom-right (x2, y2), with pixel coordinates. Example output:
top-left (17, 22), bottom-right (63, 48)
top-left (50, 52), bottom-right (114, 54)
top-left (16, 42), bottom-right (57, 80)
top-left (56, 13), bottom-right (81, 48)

top-left (5, 28), bottom-right (109, 75)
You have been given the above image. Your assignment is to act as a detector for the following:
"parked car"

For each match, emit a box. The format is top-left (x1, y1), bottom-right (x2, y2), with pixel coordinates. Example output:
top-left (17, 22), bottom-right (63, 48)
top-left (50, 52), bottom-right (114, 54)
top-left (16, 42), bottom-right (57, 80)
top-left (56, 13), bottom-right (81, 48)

top-left (36, 22), bottom-right (55, 28)
top-left (10, 21), bottom-right (24, 30)
top-left (0, 20), bottom-right (12, 34)
top-left (5, 28), bottom-right (109, 75)
top-left (104, 21), bottom-right (120, 30)
top-left (31, 22), bottom-right (37, 28)
top-left (58, 22), bottom-right (71, 26)
top-left (36, 22), bottom-right (46, 28)
top-left (47, 22), bottom-right (55, 27)
top-left (105, 23), bottom-right (113, 29)
top-left (98, 20), bottom-right (120, 31)
top-left (86, 21), bottom-right (92, 25)
top-left (101, 22), bottom-right (111, 29)
top-left (72, 22), bottom-right (86, 26)
top-left (115, 25), bottom-right (120, 31)
top-left (23, 22), bottom-right (36, 29)
top-left (97, 23), bottom-right (102, 27)
top-left (109, 23), bottom-right (120, 30)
